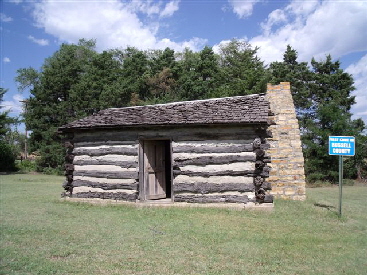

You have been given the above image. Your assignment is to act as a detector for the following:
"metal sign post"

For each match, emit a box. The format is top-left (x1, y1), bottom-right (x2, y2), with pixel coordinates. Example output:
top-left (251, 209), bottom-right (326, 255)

top-left (329, 136), bottom-right (355, 218)
top-left (338, 155), bottom-right (343, 217)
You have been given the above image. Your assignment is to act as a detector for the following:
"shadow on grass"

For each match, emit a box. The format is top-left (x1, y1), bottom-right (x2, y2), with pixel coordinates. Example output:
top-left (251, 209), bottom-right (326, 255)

top-left (314, 203), bottom-right (336, 211)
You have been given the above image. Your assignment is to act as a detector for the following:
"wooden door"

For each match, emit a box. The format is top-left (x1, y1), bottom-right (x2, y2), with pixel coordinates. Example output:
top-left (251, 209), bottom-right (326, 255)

top-left (143, 140), bottom-right (166, 200)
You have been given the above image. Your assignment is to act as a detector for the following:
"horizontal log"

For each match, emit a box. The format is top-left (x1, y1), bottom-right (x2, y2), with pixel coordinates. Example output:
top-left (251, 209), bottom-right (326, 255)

top-left (251, 171), bottom-right (270, 178)
top-left (73, 159), bottom-right (138, 168)
top-left (64, 141), bottom-right (74, 149)
top-left (73, 129), bottom-right (255, 143)
top-left (252, 138), bottom-right (262, 149)
top-left (65, 154), bottom-right (75, 163)
top-left (173, 182), bottom-right (254, 194)
top-left (141, 126), bottom-right (259, 141)
top-left (74, 140), bottom-right (137, 147)
top-left (255, 160), bottom-right (265, 169)
top-left (174, 175), bottom-right (254, 185)
top-left (178, 162), bottom-right (254, 173)
top-left (73, 175), bottom-right (136, 184)
top-left (72, 191), bottom-right (138, 201)
top-left (73, 186), bottom-right (136, 195)
top-left (64, 170), bottom-right (73, 176)
top-left (74, 154), bottom-right (137, 162)
top-left (254, 148), bottom-right (265, 158)
top-left (73, 132), bottom-right (138, 143)
top-left (263, 194), bottom-right (273, 203)
top-left (73, 170), bottom-right (139, 179)
top-left (73, 133), bottom-right (258, 143)
top-left (174, 170), bottom-right (270, 178)
top-left (174, 155), bottom-right (256, 166)
top-left (174, 195), bottom-right (250, 204)
top-left (261, 181), bottom-right (272, 191)
top-left (180, 133), bottom-right (257, 141)
top-left (73, 179), bottom-right (138, 191)
top-left (72, 125), bottom-right (262, 144)
top-left (74, 164), bottom-right (136, 173)
top-left (173, 170), bottom-right (254, 177)
top-left (173, 143), bottom-right (270, 154)
top-left (173, 139), bottom-right (254, 146)
top-left (260, 144), bottom-right (270, 150)
top-left (65, 164), bottom-right (74, 171)
top-left (62, 180), bottom-right (72, 188)
top-left (173, 144), bottom-right (253, 154)
top-left (64, 132), bottom-right (74, 138)
top-left (73, 147), bottom-right (138, 156)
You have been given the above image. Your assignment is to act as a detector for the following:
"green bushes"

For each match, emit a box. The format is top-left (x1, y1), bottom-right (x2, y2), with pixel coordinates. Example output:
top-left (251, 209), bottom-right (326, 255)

top-left (16, 159), bottom-right (37, 173)
top-left (0, 141), bottom-right (17, 172)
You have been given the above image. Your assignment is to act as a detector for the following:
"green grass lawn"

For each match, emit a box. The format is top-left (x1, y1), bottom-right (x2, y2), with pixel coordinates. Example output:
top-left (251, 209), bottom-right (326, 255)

top-left (1, 174), bottom-right (366, 275)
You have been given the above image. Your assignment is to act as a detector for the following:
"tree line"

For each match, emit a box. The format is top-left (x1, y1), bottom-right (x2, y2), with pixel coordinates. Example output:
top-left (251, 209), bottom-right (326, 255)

top-left (2, 39), bottom-right (365, 182)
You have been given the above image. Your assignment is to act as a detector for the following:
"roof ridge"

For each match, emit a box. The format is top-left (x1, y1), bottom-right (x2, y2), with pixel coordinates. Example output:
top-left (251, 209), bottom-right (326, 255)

top-left (104, 93), bottom-right (264, 112)
top-left (59, 93), bottom-right (269, 131)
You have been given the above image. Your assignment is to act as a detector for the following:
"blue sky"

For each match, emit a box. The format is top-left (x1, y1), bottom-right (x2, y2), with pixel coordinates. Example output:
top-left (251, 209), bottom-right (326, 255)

top-left (1, 0), bottom-right (367, 127)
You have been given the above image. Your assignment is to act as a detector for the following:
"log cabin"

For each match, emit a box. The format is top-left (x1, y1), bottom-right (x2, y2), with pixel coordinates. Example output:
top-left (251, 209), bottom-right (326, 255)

top-left (58, 82), bottom-right (306, 208)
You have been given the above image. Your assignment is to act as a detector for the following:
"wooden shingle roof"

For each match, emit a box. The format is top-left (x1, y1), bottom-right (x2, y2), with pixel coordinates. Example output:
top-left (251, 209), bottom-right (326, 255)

top-left (59, 94), bottom-right (270, 132)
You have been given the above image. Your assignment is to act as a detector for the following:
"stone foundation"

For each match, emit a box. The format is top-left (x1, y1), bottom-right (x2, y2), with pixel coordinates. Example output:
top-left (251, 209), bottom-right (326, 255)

top-left (266, 82), bottom-right (306, 200)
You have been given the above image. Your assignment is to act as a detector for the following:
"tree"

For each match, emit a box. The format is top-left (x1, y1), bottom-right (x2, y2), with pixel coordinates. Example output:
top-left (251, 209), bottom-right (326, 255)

top-left (214, 39), bottom-right (268, 97)
top-left (0, 88), bottom-right (17, 172)
top-left (74, 50), bottom-right (126, 112)
top-left (343, 119), bottom-right (367, 180)
top-left (175, 46), bottom-right (220, 101)
top-left (146, 68), bottom-right (177, 102)
top-left (15, 39), bottom-right (122, 172)
top-left (145, 48), bottom-right (179, 103)
top-left (5, 128), bottom-right (27, 159)
top-left (112, 47), bottom-right (150, 105)
top-left (148, 47), bottom-right (177, 76)
top-left (175, 48), bottom-right (202, 100)
top-left (270, 48), bottom-right (366, 183)
top-left (0, 88), bottom-right (13, 137)
top-left (303, 55), bottom-right (362, 182)
top-left (195, 46), bottom-right (220, 98)
top-left (269, 45), bottom-right (311, 115)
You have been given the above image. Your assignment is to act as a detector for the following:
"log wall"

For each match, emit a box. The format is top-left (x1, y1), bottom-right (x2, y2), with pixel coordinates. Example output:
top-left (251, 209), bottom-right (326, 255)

top-left (64, 140), bottom-right (140, 201)
top-left (62, 125), bottom-right (273, 205)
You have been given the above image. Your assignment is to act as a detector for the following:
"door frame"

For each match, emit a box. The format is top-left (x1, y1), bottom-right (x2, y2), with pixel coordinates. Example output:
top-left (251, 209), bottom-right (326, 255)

top-left (138, 138), bottom-right (173, 201)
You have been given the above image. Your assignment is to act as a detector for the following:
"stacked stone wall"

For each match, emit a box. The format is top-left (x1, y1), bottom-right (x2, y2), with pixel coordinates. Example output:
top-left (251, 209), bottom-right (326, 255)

top-left (266, 82), bottom-right (306, 200)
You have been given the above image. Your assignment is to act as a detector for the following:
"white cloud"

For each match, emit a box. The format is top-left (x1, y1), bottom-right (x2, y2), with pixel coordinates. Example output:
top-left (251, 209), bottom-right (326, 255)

top-left (3, 57), bottom-right (11, 63)
top-left (128, 0), bottom-right (180, 18)
top-left (346, 54), bottom-right (367, 123)
top-left (213, 39), bottom-right (231, 54)
top-left (129, 0), bottom-right (161, 16)
top-left (1, 13), bottom-right (13, 22)
top-left (260, 9), bottom-right (287, 36)
top-left (160, 0), bottom-right (180, 18)
top-left (29, 0), bottom-right (198, 52)
top-left (285, 0), bottom-right (320, 17)
top-left (241, 0), bottom-right (367, 125)
top-left (156, 37), bottom-right (207, 52)
top-left (228, 0), bottom-right (261, 19)
top-left (28, 35), bottom-right (49, 46)
top-left (249, 0), bottom-right (367, 64)
top-left (2, 94), bottom-right (24, 114)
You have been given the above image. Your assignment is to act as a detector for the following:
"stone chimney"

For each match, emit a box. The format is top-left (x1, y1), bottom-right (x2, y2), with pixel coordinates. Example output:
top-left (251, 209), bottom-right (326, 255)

top-left (266, 82), bottom-right (306, 200)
